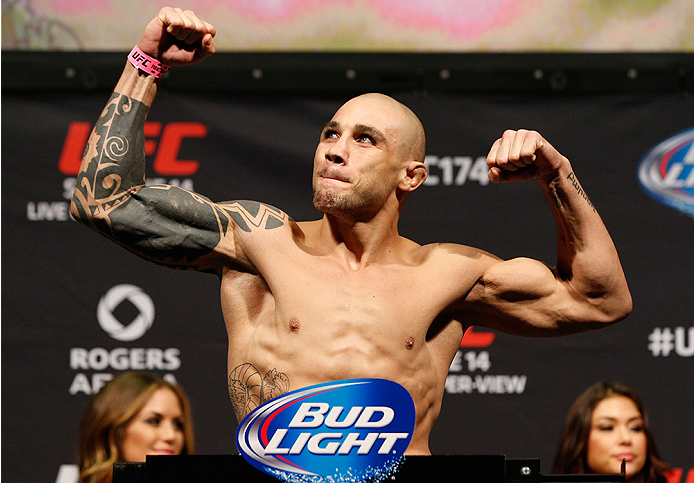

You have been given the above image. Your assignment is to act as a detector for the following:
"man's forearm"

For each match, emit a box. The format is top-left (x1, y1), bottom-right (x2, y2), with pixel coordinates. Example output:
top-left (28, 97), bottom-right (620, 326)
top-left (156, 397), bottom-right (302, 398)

top-left (114, 62), bottom-right (159, 106)
top-left (70, 64), bottom-right (157, 232)
top-left (542, 161), bottom-right (631, 318)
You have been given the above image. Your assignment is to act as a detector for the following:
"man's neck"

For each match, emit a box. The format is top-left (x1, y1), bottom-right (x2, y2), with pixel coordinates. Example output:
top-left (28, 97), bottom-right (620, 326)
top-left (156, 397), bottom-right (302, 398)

top-left (315, 211), bottom-right (404, 269)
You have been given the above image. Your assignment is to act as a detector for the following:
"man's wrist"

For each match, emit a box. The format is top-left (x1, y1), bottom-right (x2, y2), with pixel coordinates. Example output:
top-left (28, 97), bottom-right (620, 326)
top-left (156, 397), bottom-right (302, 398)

top-left (115, 62), bottom-right (159, 106)
top-left (537, 157), bottom-right (572, 187)
top-left (128, 45), bottom-right (170, 78)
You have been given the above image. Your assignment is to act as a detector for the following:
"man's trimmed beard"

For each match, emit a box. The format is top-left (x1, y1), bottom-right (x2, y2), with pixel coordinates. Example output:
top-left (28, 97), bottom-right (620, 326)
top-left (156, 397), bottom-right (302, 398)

top-left (312, 186), bottom-right (354, 214)
top-left (312, 184), bottom-right (381, 216)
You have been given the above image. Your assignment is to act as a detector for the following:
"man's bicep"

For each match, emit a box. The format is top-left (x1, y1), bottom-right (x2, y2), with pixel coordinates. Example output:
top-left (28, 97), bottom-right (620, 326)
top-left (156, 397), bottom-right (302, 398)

top-left (92, 185), bottom-right (238, 272)
top-left (105, 193), bottom-right (290, 273)
top-left (465, 257), bottom-right (568, 335)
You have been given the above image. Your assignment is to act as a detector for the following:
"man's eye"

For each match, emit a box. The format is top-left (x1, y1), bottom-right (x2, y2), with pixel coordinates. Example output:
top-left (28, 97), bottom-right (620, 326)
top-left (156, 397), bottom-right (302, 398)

top-left (356, 134), bottom-right (374, 143)
top-left (324, 130), bottom-right (339, 139)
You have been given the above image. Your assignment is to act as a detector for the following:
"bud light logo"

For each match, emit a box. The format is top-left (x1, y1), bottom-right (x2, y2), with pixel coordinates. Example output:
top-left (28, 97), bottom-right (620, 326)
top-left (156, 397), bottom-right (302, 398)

top-left (638, 127), bottom-right (694, 218)
top-left (236, 378), bottom-right (415, 483)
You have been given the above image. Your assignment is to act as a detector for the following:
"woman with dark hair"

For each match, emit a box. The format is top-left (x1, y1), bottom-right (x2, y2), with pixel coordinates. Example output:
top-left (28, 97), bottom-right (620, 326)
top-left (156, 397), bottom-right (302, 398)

top-left (78, 372), bottom-right (196, 483)
top-left (553, 381), bottom-right (670, 483)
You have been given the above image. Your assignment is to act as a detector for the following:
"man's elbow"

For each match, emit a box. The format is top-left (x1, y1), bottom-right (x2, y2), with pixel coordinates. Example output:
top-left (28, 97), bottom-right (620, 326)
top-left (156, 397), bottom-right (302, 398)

top-left (597, 287), bottom-right (633, 326)
top-left (70, 194), bottom-right (104, 228)
top-left (70, 197), bottom-right (90, 225)
top-left (613, 290), bottom-right (633, 322)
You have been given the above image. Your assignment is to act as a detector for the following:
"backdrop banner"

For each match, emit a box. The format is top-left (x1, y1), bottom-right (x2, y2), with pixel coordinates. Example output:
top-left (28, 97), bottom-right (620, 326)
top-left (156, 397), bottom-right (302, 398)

top-left (2, 90), bottom-right (692, 483)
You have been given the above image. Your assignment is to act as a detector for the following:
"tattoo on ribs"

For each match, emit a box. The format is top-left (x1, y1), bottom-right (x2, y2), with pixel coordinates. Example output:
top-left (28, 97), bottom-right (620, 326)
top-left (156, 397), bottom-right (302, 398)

top-left (228, 363), bottom-right (290, 421)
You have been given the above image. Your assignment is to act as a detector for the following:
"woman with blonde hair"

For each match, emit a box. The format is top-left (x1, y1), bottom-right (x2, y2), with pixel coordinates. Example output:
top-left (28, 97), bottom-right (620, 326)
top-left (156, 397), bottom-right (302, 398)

top-left (553, 381), bottom-right (670, 483)
top-left (78, 372), bottom-right (195, 483)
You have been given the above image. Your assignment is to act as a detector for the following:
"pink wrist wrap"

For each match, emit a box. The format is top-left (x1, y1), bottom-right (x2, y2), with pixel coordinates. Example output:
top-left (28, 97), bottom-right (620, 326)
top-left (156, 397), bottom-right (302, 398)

top-left (128, 45), bottom-right (170, 78)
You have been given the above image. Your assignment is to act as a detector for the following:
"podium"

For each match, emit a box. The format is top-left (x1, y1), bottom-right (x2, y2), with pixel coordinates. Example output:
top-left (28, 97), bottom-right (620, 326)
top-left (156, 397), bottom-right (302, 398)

top-left (113, 455), bottom-right (625, 483)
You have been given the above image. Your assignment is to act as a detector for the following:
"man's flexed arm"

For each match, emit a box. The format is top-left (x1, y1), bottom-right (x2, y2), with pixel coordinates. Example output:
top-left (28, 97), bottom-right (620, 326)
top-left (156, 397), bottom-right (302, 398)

top-left (70, 8), bottom-right (231, 272)
top-left (467, 130), bottom-right (632, 335)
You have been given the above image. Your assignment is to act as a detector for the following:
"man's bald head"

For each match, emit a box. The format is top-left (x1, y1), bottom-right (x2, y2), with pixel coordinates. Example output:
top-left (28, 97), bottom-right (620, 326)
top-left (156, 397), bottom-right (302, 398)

top-left (335, 93), bottom-right (426, 165)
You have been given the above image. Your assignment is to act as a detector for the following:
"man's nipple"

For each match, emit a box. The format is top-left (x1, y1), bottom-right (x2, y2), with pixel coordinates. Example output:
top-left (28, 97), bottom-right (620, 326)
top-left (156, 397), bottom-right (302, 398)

top-left (289, 317), bottom-right (300, 333)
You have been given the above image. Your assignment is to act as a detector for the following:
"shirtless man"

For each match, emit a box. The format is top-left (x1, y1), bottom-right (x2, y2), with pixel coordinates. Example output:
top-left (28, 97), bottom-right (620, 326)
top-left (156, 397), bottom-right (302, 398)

top-left (71, 7), bottom-right (632, 455)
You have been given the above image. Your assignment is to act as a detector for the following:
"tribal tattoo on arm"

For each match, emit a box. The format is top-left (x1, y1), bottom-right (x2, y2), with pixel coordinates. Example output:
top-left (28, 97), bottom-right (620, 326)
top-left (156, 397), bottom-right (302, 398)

top-left (71, 92), bottom-right (148, 225)
top-left (71, 92), bottom-right (290, 271)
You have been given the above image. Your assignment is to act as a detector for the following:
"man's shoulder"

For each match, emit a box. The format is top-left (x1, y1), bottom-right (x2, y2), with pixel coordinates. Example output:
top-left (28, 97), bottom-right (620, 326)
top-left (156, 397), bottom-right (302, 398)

top-left (414, 241), bottom-right (496, 259)
top-left (407, 241), bottom-right (501, 274)
top-left (216, 200), bottom-right (296, 234)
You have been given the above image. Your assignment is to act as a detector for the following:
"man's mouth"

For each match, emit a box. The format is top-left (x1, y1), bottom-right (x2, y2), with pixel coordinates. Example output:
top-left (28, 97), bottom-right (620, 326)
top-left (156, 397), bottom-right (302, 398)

top-left (319, 170), bottom-right (349, 183)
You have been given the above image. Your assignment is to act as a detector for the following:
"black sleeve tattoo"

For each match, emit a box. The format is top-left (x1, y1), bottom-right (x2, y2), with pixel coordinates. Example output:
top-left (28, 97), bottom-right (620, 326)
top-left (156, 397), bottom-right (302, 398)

top-left (219, 200), bottom-right (288, 232)
top-left (72, 93), bottom-right (147, 223)
top-left (71, 93), bottom-right (289, 271)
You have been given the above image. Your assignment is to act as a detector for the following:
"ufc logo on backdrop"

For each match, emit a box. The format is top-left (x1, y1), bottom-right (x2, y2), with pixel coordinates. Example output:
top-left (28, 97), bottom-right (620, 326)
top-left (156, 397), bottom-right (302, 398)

top-left (58, 121), bottom-right (208, 176)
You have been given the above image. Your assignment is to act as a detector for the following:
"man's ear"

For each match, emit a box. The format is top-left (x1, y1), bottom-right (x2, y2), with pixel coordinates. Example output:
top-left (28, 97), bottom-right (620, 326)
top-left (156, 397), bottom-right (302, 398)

top-left (399, 161), bottom-right (428, 192)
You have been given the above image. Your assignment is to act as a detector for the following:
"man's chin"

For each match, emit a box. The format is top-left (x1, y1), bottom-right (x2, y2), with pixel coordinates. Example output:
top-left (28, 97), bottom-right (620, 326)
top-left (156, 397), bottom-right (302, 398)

top-left (313, 200), bottom-right (346, 215)
top-left (313, 191), bottom-right (348, 213)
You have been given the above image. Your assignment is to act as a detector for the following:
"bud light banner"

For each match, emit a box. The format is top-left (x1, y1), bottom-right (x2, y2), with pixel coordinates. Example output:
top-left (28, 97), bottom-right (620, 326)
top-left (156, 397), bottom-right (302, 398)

top-left (638, 127), bottom-right (694, 219)
top-left (236, 379), bottom-right (415, 483)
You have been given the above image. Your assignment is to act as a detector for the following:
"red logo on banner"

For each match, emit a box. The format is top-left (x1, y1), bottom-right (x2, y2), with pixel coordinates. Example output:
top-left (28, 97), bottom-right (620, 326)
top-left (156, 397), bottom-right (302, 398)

top-left (58, 121), bottom-right (207, 176)
top-left (460, 326), bottom-right (495, 347)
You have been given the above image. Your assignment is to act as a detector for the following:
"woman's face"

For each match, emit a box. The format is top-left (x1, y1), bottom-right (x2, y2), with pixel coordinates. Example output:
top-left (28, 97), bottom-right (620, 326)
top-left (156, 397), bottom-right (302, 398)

top-left (586, 395), bottom-right (647, 480)
top-left (120, 387), bottom-right (186, 462)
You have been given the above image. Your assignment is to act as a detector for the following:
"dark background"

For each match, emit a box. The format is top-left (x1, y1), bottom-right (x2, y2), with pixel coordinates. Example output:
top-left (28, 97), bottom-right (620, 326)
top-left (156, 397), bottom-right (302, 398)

top-left (2, 52), bottom-right (693, 482)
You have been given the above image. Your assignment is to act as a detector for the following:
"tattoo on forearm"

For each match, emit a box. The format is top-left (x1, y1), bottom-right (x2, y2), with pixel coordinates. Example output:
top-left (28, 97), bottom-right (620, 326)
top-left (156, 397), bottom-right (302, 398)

top-left (566, 172), bottom-right (596, 212)
top-left (72, 93), bottom-right (148, 227)
top-left (228, 363), bottom-right (290, 421)
top-left (549, 191), bottom-right (563, 209)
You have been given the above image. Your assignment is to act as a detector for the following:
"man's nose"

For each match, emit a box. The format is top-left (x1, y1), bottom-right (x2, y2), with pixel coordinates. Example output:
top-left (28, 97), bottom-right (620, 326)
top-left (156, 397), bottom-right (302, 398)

top-left (326, 137), bottom-right (348, 164)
